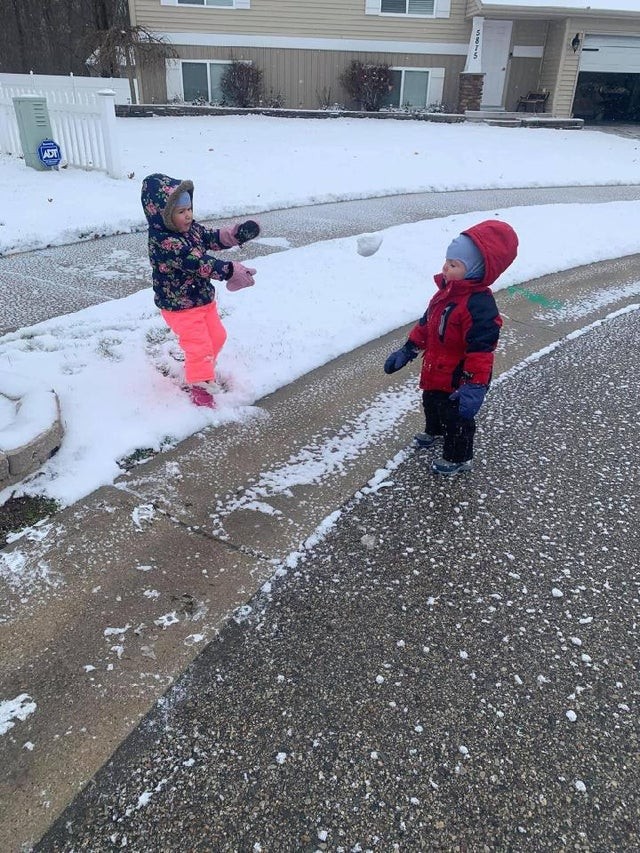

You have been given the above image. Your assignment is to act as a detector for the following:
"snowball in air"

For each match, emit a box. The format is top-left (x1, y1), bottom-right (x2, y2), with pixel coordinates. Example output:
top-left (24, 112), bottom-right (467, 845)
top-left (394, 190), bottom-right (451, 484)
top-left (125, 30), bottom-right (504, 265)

top-left (357, 234), bottom-right (383, 257)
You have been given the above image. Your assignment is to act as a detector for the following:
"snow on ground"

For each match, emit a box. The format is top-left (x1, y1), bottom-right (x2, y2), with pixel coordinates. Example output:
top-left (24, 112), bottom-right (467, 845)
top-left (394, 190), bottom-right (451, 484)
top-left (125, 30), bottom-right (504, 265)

top-left (1, 115), bottom-right (640, 255)
top-left (1, 116), bottom-right (640, 508)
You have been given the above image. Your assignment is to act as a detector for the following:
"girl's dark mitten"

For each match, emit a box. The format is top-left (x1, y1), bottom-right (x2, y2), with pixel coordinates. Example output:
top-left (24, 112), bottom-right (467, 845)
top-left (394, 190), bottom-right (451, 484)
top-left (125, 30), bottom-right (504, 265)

top-left (235, 220), bottom-right (261, 244)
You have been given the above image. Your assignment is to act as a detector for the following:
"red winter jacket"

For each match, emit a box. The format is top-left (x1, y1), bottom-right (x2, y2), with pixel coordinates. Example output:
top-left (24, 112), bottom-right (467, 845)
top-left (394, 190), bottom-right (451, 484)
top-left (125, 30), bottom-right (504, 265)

top-left (408, 219), bottom-right (518, 393)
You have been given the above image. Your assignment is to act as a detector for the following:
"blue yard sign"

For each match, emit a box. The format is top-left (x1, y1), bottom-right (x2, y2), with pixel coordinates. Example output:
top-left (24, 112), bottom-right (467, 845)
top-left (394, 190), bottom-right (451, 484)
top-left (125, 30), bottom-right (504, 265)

top-left (37, 139), bottom-right (62, 168)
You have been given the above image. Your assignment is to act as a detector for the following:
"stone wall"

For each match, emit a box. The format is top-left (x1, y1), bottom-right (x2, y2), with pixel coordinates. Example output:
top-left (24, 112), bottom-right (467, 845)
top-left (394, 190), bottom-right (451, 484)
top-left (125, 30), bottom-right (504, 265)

top-left (115, 104), bottom-right (466, 123)
top-left (458, 73), bottom-right (485, 113)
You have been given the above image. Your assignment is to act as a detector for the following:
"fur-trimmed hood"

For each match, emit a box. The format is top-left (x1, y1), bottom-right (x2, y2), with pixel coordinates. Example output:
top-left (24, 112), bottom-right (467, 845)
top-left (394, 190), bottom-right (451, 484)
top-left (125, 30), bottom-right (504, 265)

top-left (141, 173), bottom-right (194, 233)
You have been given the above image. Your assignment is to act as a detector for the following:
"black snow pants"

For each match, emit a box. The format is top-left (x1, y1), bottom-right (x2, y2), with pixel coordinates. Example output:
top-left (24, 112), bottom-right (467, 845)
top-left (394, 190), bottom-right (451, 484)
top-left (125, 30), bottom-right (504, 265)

top-left (422, 389), bottom-right (476, 463)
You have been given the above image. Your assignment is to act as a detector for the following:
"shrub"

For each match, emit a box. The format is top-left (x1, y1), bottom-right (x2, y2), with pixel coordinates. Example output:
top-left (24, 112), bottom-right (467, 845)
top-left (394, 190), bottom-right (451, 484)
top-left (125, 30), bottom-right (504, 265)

top-left (220, 60), bottom-right (264, 107)
top-left (339, 60), bottom-right (393, 112)
top-left (380, 102), bottom-right (449, 116)
top-left (260, 89), bottom-right (285, 108)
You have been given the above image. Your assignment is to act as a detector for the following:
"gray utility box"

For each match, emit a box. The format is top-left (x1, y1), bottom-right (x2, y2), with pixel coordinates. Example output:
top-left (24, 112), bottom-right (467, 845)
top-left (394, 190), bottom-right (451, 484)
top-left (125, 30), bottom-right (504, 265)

top-left (12, 94), bottom-right (54, 170)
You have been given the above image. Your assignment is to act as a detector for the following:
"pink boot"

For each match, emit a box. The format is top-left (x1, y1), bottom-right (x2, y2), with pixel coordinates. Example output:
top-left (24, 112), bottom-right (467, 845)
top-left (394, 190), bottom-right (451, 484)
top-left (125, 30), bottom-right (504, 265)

top-left (189, 383), bottom-right (216, 408)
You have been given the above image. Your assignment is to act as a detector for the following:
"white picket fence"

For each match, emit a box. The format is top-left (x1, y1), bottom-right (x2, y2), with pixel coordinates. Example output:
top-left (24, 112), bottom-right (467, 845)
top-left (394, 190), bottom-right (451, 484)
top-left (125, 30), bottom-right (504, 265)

top-left (0, 72), bottom-right (131, 178)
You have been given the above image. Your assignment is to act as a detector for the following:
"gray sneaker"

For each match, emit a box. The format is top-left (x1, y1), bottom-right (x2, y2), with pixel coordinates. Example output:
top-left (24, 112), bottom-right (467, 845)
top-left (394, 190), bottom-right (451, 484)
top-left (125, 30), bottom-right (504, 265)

top-left (414, 432), bottom-right (442, 449)
top-left (432, 457), bottom-right (473, 475)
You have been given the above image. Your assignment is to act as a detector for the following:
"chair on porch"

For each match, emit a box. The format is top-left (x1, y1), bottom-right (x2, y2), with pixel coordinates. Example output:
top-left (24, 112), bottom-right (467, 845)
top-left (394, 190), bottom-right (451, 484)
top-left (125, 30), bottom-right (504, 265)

top-left (516, 91), bottom-right (550, 113)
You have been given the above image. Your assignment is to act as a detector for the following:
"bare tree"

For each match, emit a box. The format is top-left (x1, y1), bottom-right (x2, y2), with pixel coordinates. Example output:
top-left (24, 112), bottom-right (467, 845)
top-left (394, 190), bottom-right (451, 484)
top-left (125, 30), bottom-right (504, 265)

top-left (1, 0), bottom-right (100, 74)
top-left (1, 0), bottom-right (175, 102)
top-left (87, 0), bottom-right (177, 103)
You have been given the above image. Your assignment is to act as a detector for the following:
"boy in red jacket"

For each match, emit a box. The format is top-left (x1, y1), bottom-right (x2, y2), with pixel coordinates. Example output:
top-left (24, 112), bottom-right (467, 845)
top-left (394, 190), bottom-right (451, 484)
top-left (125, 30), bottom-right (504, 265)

top-left (384, 219), bottom-right (518, 475)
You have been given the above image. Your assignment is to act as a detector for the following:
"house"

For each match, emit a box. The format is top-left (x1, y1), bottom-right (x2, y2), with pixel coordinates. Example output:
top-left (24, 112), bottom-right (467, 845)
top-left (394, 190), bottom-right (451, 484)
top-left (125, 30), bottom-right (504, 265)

top-left (127, 0), bottom-right (640, 120)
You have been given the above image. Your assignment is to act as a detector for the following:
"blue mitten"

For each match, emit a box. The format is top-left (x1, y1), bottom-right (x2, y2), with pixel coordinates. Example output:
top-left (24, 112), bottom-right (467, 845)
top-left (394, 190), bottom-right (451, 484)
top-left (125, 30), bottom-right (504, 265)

top-left (384, 342), bottom-right (419, 375)
top-left (449, 383), bottom-right (487, 419)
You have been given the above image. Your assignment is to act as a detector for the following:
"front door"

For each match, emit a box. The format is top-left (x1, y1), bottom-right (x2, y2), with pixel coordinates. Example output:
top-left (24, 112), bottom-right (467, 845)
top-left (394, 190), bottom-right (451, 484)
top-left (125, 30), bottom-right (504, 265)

top-left (481, 20), bottom-right (513, 109)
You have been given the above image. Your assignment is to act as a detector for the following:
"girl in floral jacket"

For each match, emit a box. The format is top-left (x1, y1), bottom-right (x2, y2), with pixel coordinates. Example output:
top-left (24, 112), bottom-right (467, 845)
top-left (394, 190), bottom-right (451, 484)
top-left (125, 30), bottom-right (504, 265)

top-left (141, 173), bottom-right (260, 407)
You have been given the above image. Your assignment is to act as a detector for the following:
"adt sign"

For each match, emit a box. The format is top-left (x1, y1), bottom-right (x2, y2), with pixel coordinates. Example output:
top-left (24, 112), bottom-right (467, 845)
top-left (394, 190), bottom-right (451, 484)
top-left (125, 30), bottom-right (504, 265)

top-left (37, 139), bottom-right (62, 168)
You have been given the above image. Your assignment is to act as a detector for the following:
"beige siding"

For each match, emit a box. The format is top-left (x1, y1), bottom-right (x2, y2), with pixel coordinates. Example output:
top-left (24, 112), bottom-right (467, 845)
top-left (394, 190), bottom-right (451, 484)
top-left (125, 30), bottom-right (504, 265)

top-left (537, 20), bottom-right (564, 107)
top-left (134, 0), bottom-right (474, 108)
top-left (133, 1), bottom-right (640, 116)
top-left (134, 0), bottom-right (472, 43)
top-left (537, 20), bottom-right (574, 117)
top-left (143, 46), bottom-right (465, 109)
top-left (569, 14), bottom-right (640, 38)
top-left (558, 15), bottom-right (640, 117)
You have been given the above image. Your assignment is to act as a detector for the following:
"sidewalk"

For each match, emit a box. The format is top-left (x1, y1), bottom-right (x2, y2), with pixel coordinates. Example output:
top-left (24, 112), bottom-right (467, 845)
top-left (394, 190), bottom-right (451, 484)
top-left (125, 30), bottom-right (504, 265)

top-left (1, 248), bottom-right (639, 850)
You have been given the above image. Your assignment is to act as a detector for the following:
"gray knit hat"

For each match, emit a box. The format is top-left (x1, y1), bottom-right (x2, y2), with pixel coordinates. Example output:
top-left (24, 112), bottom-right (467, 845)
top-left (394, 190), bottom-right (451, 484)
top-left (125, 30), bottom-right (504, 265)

top-left (161, 180), bottom-right (194, 231)
top-left (446, 233), bottom-right (485, 281)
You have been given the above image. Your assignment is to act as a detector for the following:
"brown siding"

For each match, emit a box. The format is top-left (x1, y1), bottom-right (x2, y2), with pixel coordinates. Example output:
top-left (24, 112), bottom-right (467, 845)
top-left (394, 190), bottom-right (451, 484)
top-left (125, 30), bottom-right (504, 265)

top-left (143, 45), bottom-right (465, 109)
top-left (505, 58), bottom-right (542, 111)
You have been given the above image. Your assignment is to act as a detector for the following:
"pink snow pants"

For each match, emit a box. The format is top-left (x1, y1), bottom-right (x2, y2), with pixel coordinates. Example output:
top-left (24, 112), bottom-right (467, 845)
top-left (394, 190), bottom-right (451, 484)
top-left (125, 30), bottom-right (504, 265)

top-left (161, 302), bottom-right (227, 384)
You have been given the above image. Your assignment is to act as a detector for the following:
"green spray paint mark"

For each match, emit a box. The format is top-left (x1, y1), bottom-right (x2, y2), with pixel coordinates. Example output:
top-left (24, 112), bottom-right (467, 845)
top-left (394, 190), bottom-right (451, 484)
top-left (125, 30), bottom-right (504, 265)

top-left (507, 285), bottom-right (564, 310)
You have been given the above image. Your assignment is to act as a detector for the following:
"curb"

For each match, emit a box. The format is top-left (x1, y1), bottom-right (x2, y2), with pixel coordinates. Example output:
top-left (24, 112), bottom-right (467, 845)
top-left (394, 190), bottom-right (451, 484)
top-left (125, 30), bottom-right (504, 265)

top-left (0, 373), bottom-right (63, 490)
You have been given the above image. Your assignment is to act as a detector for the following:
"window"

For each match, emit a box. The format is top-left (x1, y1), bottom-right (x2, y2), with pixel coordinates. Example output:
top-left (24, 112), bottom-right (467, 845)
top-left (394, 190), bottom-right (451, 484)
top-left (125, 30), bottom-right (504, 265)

top-left (181, 61), bottom-right (232, 102)
top-left (380, 69), bottom-right (430, 109)
top-left (380, 0), bottom-right (435, 15)
top-left (178, 0), bottom-right (234, 6)
top-left (182, 63), bottom-right (208, 101)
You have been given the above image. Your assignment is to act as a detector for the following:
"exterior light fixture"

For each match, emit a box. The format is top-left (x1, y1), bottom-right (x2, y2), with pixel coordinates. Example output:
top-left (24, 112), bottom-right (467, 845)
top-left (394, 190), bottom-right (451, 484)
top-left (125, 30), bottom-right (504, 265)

top-left (571, 33), bottom-right (581, 53)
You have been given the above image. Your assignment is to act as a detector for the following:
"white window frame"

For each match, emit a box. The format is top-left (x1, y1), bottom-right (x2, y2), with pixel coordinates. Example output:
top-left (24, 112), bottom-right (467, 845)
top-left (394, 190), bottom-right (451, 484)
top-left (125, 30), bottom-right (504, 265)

top-left (161, 0), bottom-right (250, 8)
top-left (383, 65), bottom-right (445, 108)
top-left (391, 67), bottom-right (428, 107)
top-left (380, 0), bottom-right (435, 18)
top-left (365, 0), bottom-right (450, 19)
top-left (177, 59), bottom-right (240, 103)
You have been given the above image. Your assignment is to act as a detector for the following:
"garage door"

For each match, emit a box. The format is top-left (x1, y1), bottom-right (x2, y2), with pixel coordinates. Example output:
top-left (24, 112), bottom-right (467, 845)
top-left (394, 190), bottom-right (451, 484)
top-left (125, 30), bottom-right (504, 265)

top-left (580, 35), bottom-right (640, 74)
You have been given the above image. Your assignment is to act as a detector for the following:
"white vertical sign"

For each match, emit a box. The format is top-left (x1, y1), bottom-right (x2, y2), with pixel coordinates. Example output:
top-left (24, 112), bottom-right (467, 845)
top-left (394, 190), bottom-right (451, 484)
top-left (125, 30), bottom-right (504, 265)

top-left (464, 17), bottom-right (484, 73)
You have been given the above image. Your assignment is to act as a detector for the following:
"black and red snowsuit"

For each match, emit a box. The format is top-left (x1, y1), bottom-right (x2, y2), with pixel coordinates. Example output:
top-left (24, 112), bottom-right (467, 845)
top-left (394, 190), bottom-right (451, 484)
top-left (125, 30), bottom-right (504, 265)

top-left (407, 219), bottom-right (518, 463)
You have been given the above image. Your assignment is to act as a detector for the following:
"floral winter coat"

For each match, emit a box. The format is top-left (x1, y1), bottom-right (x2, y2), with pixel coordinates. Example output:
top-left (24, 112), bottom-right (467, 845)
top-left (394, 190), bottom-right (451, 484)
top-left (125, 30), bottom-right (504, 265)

top-left (141, 173), bottom-right (234, 311)
top-left (408, 219), bottom-right (519, 393)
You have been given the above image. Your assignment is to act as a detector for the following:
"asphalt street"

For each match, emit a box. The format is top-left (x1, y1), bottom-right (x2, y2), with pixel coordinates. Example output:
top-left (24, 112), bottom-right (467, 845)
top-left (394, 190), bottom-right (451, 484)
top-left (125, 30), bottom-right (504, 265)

top-left (36, 306), bottom-right (640, 852)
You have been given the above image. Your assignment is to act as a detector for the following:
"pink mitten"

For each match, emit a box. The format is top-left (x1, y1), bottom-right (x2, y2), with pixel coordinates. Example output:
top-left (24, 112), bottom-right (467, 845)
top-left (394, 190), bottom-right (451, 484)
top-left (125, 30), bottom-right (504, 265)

top-left (226, 262), bottom-right (257, 292)
top-left (218, 219), bottom-right (261, 248)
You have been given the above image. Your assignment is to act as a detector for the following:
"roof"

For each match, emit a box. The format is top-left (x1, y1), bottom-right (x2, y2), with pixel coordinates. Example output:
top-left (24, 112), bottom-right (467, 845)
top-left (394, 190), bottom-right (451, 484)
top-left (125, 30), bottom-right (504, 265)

top-left (470, 0), bottom-right (640, 19)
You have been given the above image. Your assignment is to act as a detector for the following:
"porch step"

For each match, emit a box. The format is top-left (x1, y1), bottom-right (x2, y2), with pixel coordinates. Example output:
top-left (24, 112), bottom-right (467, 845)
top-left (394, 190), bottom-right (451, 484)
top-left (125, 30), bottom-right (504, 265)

top-left (520, 116), bottom-right (584, 129)
top-left (465, 109), bottom-right (584, 130)
top-left (465, 109), bottom-right (520, 121)
top-left (485, 119), bottom-right (522, 127)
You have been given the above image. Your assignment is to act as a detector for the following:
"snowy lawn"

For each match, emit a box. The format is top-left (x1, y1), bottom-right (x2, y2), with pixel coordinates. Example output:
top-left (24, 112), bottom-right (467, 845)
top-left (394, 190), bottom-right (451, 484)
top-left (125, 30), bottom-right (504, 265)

top-left (2, 115), bottom-right (640, 255)
top-left (1, 116), bottom-right (640, 507)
